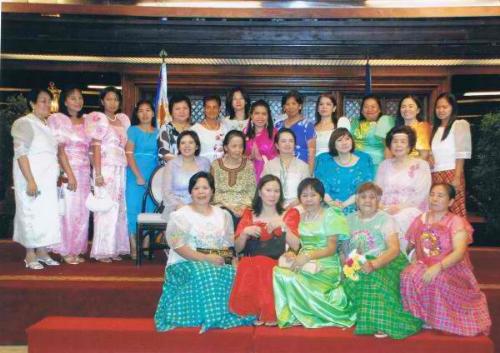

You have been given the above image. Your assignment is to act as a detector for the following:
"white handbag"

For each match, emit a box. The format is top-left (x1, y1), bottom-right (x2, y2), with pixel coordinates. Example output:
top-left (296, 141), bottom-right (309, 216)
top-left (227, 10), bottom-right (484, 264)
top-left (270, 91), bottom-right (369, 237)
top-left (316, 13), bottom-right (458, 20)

top-left (278, 254), bottom-right (321, 274)
top-left (85, 187), bottom-right (116, 212)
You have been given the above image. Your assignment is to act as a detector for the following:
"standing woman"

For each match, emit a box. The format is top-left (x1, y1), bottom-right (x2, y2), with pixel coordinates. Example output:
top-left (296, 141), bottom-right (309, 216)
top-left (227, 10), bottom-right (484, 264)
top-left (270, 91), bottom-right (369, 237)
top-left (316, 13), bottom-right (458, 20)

top-left (244, 99), bottom-right (277, 181)
top-left (395, 95), bottom-right (431, 161)
top-left (47, 87), bottom-right (91, 265)
top-left (225, 87), bottom-right (251, 131)
top-left (85, 86), bottom-right (130, 262)
top-left (12, 88), bottom-right (61, 269)
top-left (351, 94), bottom-right (395, 173)
top-left (430, 93), bottom-right (471, 218)
top-left (192, 95), bottom-right (228, 163)
top-left (162, 130), bottom-right (211, 221)
top-left (211, 130), bottom-right (256, 221)
top-left (157, 94), bottom-right (192, 163)
top-left (229, 175), bottom-right (300, 326)
top-left (262, 128), bottom-right (310, 209)
top-left (314, 93), bottom-right (351, 156)
top-left (125, 100), bottom-right (159, 259)
top-left (275, 90), bottom-right (316, 172)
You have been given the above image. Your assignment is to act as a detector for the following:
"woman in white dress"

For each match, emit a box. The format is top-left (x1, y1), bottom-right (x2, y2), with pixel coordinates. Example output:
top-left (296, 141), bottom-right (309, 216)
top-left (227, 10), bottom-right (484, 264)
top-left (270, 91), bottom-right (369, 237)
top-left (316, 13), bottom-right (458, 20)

top-left (11, 88), bottom-right (61, 269)
top-left (314, 93), bottom-right (351, 156)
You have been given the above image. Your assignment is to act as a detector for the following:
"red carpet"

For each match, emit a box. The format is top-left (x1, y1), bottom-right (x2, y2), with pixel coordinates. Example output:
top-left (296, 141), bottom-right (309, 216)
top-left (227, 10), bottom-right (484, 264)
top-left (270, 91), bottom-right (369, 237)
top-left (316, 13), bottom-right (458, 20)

top-left (27, 317), bottom-right (493, 353)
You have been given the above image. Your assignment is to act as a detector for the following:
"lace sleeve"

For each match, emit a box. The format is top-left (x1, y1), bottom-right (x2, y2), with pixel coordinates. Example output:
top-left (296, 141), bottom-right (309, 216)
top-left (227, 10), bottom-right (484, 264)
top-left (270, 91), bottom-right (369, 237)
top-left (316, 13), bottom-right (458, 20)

top-left (84, 112), bottom-right (108, 141)
top-left (47, 113), bottom-right (71, 145)
top-left (165, 211), bottom-right (191, 249)
top-left (11, 117), bottom-right (34, 159)
top-left (222, 208), bottom-right (235, 247)
top-left (453, 120), bottom-right (472, 159)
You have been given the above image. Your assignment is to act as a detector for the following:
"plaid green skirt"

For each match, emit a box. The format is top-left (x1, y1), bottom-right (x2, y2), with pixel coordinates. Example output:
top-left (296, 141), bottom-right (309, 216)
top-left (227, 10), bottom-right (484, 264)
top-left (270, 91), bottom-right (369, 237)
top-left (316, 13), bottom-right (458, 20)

top-left (154, 261), bottom-right (255, 333)
top-left (344, 253), bottom-right (422, 339)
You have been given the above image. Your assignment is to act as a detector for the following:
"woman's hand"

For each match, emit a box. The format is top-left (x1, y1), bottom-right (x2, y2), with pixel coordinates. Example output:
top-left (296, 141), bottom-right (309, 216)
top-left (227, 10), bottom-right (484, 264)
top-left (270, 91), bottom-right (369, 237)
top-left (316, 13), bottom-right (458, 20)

top-left (266, 219), bottom-right (284, 234)
top-left (94, 175), bottom-right (105, 187)
top-left (204, 254), bottom-right (225, 266)
top-left (136, 176), bottom-right (146, 186)
top-left (67, 175), bottom-right (77, 192)
top-left (284, 251), bottom-right (296, 261)
top-left (451, 175), bottom-right (462, 189)
top-left (243, 225), bottom-right (261, 238)
top-left (361, 261), bottom-right (375, 274)
top-left (423, 263), bottom-right (441, 283)
top-left (26, 179), bottom-right (38, 197)
top-left (291, 253), bottom-right (310, 271)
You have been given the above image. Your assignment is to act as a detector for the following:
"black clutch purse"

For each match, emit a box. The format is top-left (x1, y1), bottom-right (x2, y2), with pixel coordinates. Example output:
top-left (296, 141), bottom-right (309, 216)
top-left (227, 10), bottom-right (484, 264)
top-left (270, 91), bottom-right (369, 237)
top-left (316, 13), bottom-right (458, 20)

top-left (242, 234), bottom-right (286, 260)
top-left (196, 248), bottom-right (235, 264)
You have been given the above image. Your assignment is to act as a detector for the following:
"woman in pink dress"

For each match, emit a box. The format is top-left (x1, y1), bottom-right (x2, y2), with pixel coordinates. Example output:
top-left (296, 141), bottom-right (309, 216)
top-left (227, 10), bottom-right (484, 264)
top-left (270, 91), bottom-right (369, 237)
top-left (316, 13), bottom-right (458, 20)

top-left (400, 183), bottom-right (491, 336)
top-left (85, 86), bottom-right (130, 262)
top-left (48, 87), bottom-right (91, 265)
top-left (244, 100), bottom-right (277, 181)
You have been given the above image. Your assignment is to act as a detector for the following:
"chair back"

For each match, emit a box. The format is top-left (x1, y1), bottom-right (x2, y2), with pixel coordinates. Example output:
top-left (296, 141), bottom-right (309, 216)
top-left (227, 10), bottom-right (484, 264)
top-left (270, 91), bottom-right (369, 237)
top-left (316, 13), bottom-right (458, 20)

top-left (141, 164), bottom-right (166, 212)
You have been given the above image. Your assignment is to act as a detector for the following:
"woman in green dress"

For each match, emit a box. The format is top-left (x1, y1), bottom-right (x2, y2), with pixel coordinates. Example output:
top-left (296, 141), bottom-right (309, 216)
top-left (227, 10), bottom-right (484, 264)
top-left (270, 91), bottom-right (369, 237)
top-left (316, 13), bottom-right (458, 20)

top-left (344, 182), bottom-right (422, 339)
top-left (351, 94), bottom-right (395, 173)
top-left (273, 178), bottom-right (356, 328)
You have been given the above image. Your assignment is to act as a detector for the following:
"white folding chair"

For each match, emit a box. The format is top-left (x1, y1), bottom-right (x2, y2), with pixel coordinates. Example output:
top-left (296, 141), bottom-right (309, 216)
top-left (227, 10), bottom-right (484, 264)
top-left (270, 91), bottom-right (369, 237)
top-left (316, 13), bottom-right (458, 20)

top-left (136, 165), bottom-right (168, 266)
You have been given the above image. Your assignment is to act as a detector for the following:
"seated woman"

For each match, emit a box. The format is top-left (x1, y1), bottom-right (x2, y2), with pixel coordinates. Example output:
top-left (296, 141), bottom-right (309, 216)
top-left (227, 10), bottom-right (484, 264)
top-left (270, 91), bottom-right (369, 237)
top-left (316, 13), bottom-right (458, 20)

top-left (315, 128), bottom-right (374, 214)
top-left (162, 131), bottom-right (211, 221)
top-left (244, 99), bottom-right (278, 181)
top-left (154, 172), bottom-right (255, 332)
top-left (273, 178), bottom-right (356, 329)
top-left (344, 182), bottom-right (422, 339)
top-left (262, 128), bottom-right (310, 209)
top-left (211, 130), bottom-right (256, 220)
top-left (401, 183), bottom-right (491, 336)
top-left (376, 126), bottom-right (431, 252)
top-left (229, 175), bottom-right (300, 326)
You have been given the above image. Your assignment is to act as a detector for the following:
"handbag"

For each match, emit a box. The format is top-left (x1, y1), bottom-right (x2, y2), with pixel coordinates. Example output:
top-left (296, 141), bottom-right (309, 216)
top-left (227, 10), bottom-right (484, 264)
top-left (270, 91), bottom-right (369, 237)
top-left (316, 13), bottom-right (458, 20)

top-left (243, 235), bottom-right (286, 260)
top-left (278, 254), bottom-right (321, 274)
top-left (85, 187), bottom-right (117, 212)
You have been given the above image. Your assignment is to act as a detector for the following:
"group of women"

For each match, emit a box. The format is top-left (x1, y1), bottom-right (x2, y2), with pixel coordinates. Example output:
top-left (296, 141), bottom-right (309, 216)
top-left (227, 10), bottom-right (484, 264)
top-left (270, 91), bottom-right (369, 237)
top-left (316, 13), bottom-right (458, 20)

top-left (11, 85), bottom-right (490, 338)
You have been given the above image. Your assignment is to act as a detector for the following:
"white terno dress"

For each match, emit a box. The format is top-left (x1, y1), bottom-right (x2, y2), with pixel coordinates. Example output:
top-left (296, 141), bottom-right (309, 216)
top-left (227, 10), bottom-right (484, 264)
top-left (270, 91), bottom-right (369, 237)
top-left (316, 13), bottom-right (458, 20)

top-left (11, 113), bottom-right (61, 248)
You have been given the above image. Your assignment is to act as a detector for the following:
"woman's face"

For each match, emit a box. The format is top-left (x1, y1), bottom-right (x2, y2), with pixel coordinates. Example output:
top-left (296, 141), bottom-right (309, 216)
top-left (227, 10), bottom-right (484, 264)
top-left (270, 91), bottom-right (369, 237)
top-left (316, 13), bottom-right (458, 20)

top-left (101, 91), bottom-right (120, 114)
top-left (362, 98), bottom-right (381, 122)
top-left (284, 97), bottom-right (301, 118)
top-left (400, 97), bottom-right (420, 122)
top-left (335, 134), bottom-right (353, 154)
top-left (259, 180), bottom-right (281, 208)
top-left (204, 100), bottom-right (220, 121)
top-left (435, 97), bottom-right (453, 121)
top-left (64, 90), bottom-right (84, 116)
top-left (356, 190), bottom-right (380, 215)
top-left (224, 136), bottom-right (244, 159)
top-left (191, 177), bottom-right (213, 205)
top-left (137, 103), bottom-right (154, 126)
top-left (276, 132), bottom-right (295, 155)
top-left (251, 105), bottom-right (268, 130)
top-left (390, 133), bottom-right (410, 157)
top-left (429, 185), bottom-right (453, 213)
top-left (232, 91), bottom-right (246, 113)
top-left (318, 96), bottom-right (336, 119)
top-left (32, 92), bottom-right (52, 119)
top-left (179, 135), bottom-right (197, 157)
top-left (171, 101), bottom-right (190, 124)
top-left (300, 186), bottom-right (322, 209)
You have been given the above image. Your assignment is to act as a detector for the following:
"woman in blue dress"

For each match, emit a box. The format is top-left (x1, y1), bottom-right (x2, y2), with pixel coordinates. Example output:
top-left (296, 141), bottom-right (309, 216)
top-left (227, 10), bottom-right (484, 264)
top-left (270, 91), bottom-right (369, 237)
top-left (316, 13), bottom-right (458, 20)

top-left (125, 100), bottom-right (159, 259)
top-left (314, 128), bottom-right (374, 214)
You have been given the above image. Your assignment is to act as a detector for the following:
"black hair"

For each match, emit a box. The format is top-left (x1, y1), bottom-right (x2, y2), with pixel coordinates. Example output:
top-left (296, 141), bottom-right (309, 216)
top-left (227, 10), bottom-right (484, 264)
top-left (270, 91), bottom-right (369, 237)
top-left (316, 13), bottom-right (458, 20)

top-left (225, 87), bottom-right (251, 119)
top-left (223, 130), bottom-right (246, 154)
top-left (281, 90), bottom-right (304, 113)
top-left (188, 171), bottom-right (215, 194)
top-left (245, 99), bottom-right (274, 140)
top-left (385, 125), bottom-right (417, 151)
top-left (297, 178), bottom-right (325, 201)
top-left (328, 127), bottom-right (355, 157)
top-left (431, 182), bottom-right (456, 200)
top-left (131, 100), bottom-right (156, 127)
top-left (27, 88), bottom-right (53, 112)
top-left (203, 95), bottom-right (222, 107)
top-left (168, 94), bottom-right (192, 121)
top-left (176, 130), bottom-right (201, 157)
top-left (359, 94), bottom-right (383, 121)
top-left (431, 92), bottom-right (458, 142)
top-left (274, 127), bottom-right (297, 146)
top-left (315, 93), bottom-right (338, 126)
top-left (395, 94), bottom-right (424, 127)
top-left (99, 86), bottom-right (122, 114)
top-left (59, 87), bottom-right (84, 118)
top-left (251, 174), bottom-right (285, 216)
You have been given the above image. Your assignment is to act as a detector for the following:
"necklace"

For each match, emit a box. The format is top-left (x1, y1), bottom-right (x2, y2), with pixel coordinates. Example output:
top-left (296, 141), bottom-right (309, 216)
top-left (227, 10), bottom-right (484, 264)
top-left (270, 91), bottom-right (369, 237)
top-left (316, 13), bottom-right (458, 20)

top-left (303, 208), bottom-right (321, 222)
top-left (107, 114), bottom-right (117, 122)
top-left (202, 119), bottom-right (220, 130)
top-left (33, 113), bottom-right (48, 126)
top-left (336, 154), bottom-right (353, 166)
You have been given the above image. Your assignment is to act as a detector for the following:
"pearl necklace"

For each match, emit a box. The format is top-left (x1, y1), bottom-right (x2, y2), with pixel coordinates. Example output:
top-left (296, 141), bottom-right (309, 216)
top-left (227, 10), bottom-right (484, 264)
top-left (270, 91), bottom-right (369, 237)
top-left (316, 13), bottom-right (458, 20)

top-left (107, 114), bottom-right (117, 122)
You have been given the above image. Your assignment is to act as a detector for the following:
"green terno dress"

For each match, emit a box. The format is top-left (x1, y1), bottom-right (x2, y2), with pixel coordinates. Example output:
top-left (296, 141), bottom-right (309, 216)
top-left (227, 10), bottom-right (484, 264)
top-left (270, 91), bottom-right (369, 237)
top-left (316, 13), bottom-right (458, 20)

top-left (351, 115), bottom-right (394, 173)
top-left (273, 207), bottom-right (356, 328)
top-left (344, 211), bottom-right (422, 339)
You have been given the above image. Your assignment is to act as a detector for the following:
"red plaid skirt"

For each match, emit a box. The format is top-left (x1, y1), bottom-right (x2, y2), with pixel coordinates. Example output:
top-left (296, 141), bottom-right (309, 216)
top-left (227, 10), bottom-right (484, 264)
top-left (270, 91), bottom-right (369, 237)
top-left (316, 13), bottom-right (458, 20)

top-left (431, 170), bottom-right (467, 218)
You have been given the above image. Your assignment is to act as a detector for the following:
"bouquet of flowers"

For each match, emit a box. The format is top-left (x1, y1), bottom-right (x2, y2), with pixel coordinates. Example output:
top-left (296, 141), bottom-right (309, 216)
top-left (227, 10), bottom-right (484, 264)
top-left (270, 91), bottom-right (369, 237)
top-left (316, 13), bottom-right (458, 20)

top-left (343, 249), bottom-right (367, 281)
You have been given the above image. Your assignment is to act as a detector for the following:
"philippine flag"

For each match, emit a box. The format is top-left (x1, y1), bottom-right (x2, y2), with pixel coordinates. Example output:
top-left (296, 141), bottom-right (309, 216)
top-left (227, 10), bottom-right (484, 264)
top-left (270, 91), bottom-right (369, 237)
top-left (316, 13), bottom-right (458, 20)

top-left (155, 62), bottom-right (170, 127)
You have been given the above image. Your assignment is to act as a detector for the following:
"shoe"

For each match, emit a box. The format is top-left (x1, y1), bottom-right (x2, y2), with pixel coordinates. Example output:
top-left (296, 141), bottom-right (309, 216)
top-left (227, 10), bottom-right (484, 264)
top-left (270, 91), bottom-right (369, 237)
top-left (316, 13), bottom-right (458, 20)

top-left (254, 320), bottom-right (264, 326)
top-left (98, 258), bottom-right (112, 263)
top-left (37, 257), bottom-right (60, 266)
top-left (24, 259), bottom-right (44, 270)
top-left (422, 323), bottom-right (432, 329)
top-left (63, 256), bottom-right (79, 265)
top-left (264, 321), bottom-right (277, 327)
top-left (76, 256), bottom-right (86, 263)
top-left (112, 256), bottom-right (122, 261)
top-left (374, 332), bottom-right (388, 338)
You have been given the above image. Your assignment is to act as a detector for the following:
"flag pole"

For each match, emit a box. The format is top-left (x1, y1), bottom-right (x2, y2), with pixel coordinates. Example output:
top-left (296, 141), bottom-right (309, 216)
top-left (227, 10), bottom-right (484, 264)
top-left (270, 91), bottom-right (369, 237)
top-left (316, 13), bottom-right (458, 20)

top-left (155, 49), bottom-right (170, 127)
